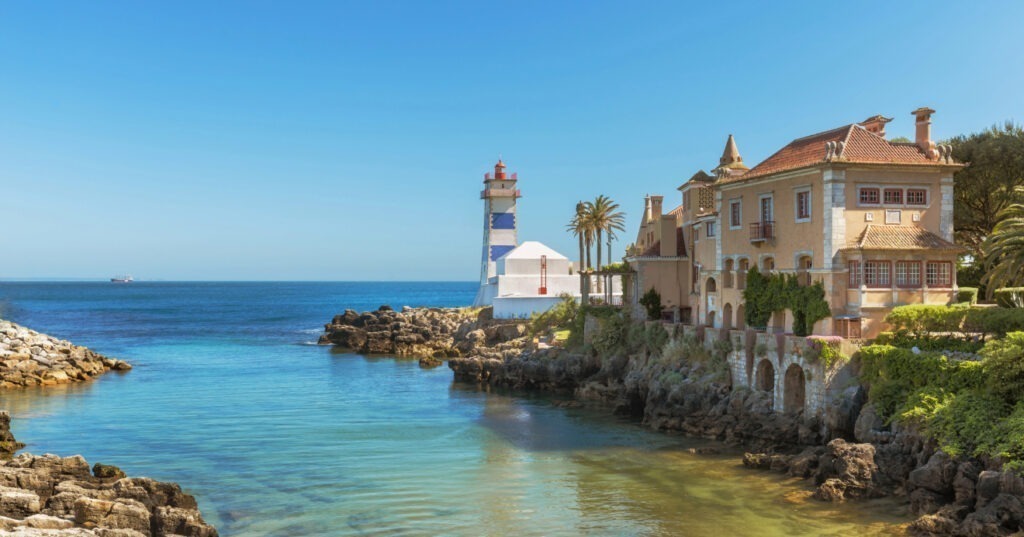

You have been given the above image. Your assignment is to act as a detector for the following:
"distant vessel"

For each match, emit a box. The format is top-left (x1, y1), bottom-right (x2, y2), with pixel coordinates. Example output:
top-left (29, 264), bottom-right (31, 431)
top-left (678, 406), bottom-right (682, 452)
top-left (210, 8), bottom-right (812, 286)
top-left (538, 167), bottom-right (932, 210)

top-left (110, 275), bottom-right (134, 283)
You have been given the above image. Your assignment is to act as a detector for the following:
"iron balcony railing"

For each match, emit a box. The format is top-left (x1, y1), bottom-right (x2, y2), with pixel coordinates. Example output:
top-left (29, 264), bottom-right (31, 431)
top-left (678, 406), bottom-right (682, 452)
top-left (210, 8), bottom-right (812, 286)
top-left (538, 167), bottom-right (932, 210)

top-left (750, 221), bottom-right (775, 242)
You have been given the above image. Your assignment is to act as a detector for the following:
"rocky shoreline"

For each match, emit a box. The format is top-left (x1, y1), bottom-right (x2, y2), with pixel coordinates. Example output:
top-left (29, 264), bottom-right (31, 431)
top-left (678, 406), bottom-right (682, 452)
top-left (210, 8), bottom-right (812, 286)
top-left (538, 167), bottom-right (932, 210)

top-left (318, 305), bottom-right (527, 365)
top-left (0, 412), bottom-right (217, 537)
top-left (319, 305), bottom-right (1024, 536)
top-left (0, 320), bottom-right (131, 389)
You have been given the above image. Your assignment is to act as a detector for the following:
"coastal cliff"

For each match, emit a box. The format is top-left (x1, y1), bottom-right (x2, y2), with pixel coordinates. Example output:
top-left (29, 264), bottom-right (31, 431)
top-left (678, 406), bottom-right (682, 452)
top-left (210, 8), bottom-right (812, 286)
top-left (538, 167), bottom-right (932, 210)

top-left (0, 320), bottom-right (130, 389)
top-left (446, 324), bottom-right (1024, 536)
top-left (0, 412), bottom-right (217, 537)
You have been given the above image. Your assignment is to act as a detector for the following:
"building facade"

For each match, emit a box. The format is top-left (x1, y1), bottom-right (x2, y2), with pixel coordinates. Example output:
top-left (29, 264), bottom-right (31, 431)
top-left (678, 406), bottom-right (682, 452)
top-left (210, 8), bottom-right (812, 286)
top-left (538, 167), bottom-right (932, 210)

top-left (626, 108), bottom-right (963, 338)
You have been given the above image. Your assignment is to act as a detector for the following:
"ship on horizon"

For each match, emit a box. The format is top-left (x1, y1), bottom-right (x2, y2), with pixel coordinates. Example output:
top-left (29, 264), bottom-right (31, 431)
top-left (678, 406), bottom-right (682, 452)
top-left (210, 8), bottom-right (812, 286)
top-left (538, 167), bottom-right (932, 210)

top-left (110, 275), bottom-right (134, 283)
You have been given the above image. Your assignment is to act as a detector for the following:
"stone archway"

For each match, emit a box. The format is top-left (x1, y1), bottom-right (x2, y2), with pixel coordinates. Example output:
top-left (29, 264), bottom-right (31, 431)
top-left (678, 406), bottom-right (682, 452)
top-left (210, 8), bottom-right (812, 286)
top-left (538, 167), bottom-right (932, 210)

top-left (704, 278), bottom-right (717, 327)
top-left (736, 304), bottom-right (746, 330)
top-left (756, 359), bottom-right (775, 395)
top-left (784, 364), bottom-right (806, 414)
top-left (706, 310), bottom-right (716, 327)
top-left (723, 303), bottom-right (733, 331)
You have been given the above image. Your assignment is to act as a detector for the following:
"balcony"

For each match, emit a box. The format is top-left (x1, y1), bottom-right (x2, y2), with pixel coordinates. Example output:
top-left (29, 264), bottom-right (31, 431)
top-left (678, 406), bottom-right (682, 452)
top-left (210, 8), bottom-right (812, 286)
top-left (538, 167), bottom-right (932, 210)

top-left (750, 221), bottom-right (775, 242)
top-left (480, 188), bottom-right (522, 199)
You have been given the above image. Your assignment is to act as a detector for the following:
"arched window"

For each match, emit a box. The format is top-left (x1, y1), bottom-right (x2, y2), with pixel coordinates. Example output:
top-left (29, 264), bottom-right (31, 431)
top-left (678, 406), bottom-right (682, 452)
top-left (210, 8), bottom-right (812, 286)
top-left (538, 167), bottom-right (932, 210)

top-left (798, 255), bottom-right (813, 286)
top-left (762, 257), bottom-right (775, 271)
top-left (738, 258), bottom-right (749, 289)
top-left (724, 259), bottom-right (735, 288)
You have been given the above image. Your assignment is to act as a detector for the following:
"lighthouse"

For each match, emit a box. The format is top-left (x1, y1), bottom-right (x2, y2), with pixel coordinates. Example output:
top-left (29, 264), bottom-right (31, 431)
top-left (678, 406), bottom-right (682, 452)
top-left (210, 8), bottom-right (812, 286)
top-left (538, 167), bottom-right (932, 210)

top-left (473, 159), bottom-right (521, 307)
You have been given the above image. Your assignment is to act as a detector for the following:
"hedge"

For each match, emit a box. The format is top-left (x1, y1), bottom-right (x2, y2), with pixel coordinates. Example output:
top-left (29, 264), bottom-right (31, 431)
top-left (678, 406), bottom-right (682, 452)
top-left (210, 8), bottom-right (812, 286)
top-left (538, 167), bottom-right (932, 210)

top-left (995, 288), bottom-right (1024, 308)
top-left (885, 304), bottom-right (1024, 337)
top-left (957, 287), bottom-right (979, 305)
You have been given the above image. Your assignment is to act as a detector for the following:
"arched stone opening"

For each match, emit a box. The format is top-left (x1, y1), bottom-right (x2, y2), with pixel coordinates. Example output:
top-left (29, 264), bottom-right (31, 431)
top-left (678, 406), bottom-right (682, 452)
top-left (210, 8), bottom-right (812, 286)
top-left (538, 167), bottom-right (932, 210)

top-left (784, 364), bottom-right (806, 414)
top-left (706, 310), bottom-right (716, 327)
top-left (724, 259), bottom-right (735, 288)
top-left (762, 257), bottom-right (775, 272)
top-left (736, 304), bottom-right (746, 330)
top-left (705, 277), bottom-right (717, 293)
top-left (723, 303), bottom-right (733, 332)
top-left (756, 359), bottom-right (775, 395)
top-left (738, 258), bottom-right (749, 289)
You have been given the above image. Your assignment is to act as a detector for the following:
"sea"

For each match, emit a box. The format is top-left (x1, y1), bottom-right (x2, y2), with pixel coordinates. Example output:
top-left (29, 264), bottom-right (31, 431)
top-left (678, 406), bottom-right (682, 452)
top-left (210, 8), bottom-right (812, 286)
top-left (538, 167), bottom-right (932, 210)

top-left (0, 282), bottom-right (909, 536)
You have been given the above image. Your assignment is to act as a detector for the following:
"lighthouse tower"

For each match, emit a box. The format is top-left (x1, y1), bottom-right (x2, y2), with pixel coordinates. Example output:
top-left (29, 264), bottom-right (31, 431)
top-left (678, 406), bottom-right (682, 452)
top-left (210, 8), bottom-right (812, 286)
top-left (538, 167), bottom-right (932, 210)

top-left (473, 159), bottom-right (521, 307)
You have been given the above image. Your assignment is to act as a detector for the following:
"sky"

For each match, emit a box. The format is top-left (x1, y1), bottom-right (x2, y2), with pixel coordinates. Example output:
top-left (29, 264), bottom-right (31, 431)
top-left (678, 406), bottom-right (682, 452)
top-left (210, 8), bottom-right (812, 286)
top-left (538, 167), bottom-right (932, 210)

top-left (1, 1), bottom-right (1022, 281)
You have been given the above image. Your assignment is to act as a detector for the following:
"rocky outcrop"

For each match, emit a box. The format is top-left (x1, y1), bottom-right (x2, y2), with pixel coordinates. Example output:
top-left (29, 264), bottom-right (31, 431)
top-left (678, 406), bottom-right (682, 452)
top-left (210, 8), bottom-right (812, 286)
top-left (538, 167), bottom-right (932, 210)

top-left (448, 332), bottom-right (1024, 536)
top-left (0, 412), bottom-right (216, 537)
top-left (319, 305), bottom-right (527, 359)
top-left (0, 321), bottom-right (130, 389)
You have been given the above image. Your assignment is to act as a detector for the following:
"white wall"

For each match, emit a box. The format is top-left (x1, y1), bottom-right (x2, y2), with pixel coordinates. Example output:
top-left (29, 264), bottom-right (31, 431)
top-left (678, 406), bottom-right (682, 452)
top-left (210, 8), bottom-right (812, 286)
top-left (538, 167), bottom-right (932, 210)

top-left (493, 296), bottom-right (568, 319)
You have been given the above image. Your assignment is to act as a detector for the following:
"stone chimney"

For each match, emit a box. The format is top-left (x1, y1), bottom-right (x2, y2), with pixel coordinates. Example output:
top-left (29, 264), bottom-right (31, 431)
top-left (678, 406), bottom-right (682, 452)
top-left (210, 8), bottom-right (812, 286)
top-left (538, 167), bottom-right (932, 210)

top-left (650, 195), bottom-right (664, 220)
top-left (859, 115), bottom-right (893, 138)
top-left (913, 107), bottom-right (937, 158)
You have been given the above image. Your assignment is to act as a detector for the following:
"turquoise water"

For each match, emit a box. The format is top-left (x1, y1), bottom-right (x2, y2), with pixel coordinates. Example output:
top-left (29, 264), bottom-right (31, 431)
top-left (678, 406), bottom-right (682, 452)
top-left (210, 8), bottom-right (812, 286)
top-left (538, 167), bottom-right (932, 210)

top-left (0, 282), bottom-right (909, 536)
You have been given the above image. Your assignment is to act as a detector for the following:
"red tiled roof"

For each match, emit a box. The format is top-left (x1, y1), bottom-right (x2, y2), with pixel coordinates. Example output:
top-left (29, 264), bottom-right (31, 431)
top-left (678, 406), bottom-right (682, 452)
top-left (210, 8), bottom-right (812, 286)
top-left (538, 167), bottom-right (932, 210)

top-left (843, 225), bottom-right (963, 251)
top-left (666, 204), bottom-right (683, 217)
top-left (722, 124), bottom-right (960, 183)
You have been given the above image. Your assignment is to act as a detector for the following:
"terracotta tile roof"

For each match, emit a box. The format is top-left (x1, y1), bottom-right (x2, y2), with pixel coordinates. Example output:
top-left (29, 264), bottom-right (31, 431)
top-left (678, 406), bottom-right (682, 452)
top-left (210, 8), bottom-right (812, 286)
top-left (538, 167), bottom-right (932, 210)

top-left (844, 225), bottom-right (963, 251)
top-left (721, 123), bottom-right (960, 183)
top-left (666, 204), bottom-right (683, 217)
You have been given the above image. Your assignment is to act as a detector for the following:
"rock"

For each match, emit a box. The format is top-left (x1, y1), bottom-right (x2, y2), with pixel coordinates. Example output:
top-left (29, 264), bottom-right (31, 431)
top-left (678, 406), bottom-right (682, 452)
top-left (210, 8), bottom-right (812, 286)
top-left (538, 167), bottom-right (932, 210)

top-left (813, 439), bottom-right (880, 501)
top-left (908, 451), bottom-right (957, 497)
top-left (92, 464), bottom-right (126, 480)
top-left (0, 320), bottom-right (129, 390)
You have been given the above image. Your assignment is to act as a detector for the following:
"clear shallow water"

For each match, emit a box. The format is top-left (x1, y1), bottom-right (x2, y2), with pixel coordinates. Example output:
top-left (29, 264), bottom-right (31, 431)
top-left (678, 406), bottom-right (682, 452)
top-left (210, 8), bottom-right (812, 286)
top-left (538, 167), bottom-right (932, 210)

top-left (0, 282), bottom-right (909, 536)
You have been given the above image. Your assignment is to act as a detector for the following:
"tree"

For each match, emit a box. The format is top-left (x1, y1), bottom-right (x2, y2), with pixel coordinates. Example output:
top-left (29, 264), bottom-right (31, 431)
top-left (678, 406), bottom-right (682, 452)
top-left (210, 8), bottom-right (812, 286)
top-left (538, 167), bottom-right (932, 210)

top-left (982, 187), bottom-right (1024, 291)
top-left (951, 123), bottom-right (1024, 257)
top-left (639, 288), bottom-right (662, 320)
top-left (567, 202), bottom-right (588, 293)
top-left (583, 195), bottom-right (625, 293)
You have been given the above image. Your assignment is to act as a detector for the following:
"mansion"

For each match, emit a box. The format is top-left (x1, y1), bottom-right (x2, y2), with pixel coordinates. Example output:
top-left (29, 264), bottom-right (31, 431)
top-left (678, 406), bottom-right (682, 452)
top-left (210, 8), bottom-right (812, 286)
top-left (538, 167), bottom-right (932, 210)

top-left (624, 108), bottom-right (963, 338)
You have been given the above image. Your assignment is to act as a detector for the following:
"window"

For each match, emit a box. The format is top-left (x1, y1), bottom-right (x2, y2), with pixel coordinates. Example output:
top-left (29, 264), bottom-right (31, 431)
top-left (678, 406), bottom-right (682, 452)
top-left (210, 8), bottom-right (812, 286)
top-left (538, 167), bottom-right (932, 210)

top-left (884, 189), bottom-right (903, 205)
top-left (762, 257), bottom-right (775, 271)
top-left (796, 190), bottom-right (811, 221)
top-left (706, 222), bottom-right (716, 237)
top-left (864, 261), bottom-right (891, 288)
top-left (896, 261), bottom-right (922, 288)
top-left (927, 261), bottom-right (952, 287)
top-left (738, 258), bottom-right (749, 289)
top-left (848, 261), bottom-right (861, 287)
top-left (859, 188), bottom-right (880, 205)
top-left (907, 189), bottom-right (927, 205)
top-left (730, 200), bottom-right (742, 228)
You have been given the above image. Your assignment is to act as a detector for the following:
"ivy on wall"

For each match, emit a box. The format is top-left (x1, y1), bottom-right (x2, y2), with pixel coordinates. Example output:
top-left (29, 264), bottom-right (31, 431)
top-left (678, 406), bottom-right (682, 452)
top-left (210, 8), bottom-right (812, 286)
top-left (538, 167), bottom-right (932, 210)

top-left (742, 266), bottom-right (831, 336)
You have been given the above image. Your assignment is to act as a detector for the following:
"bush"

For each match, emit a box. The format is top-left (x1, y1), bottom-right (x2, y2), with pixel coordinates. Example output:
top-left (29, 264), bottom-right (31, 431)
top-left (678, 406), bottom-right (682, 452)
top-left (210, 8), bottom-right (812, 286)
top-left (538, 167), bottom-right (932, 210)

top-left (639, 288), bottom-right (663, 321)
top-left (963, 307), bottom-right (1024, 336)
top-left (981, 331), bottom-right (1024, 402)
top-left (995, 288), bottom-right (1024, 308)
top-left (874, 330), bottom-right (984, 354)
top-left (529, 294), bottom-right (578, 337)
top-left (958, 287), bottom-right (979, 305)
top-left (806, 336), bottom-right (847, 368)
top-left (885, 304), bottom-right (970, 335)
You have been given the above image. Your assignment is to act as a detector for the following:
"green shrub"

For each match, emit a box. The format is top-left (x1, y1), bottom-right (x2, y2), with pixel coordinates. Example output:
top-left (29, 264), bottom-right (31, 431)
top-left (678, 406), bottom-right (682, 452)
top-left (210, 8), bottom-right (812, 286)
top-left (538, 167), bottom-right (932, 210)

top-left (995, 288), bottom-right (1024, 308)
top-left (806, 336), bottom-right (847, 368)
top-left (529, 294), bottom-right (578, 337)
top-left (592, 313), bottom-right (630, 356)
top-left (874, 330), bottom-right (984, 354)
top-left (639, 288), bottom-right (663, 321)
top-left (964, 307), bottom-right (1024, 336)
top-left (885, 304), bottom-right (970, 335)
top-left (958, 287), bottom-right (979, 305)
top-left (981, 331), bottom-right (1024, 402)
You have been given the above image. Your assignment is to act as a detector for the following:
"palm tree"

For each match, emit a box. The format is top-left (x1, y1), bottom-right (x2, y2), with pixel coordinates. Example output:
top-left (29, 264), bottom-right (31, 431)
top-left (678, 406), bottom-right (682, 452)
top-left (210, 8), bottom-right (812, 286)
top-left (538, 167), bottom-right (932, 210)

top-left (566, 202), bottom-right (588, 294)
top-left (982, 188), bottom-right (1024, 292)
top-left (584, 195), bottom-right (626, 293)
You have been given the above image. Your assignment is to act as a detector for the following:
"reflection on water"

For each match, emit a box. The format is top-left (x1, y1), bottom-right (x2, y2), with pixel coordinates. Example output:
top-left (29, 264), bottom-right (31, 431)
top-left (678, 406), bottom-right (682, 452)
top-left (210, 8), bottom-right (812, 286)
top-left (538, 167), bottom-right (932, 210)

top-left (0, 283), bottom-right (910, 536)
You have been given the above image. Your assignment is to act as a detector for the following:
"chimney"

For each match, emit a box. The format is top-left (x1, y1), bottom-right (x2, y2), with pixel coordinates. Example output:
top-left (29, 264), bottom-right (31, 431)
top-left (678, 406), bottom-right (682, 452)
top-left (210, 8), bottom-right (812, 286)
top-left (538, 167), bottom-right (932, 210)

top-left (650, 195), bottom-right (664, 220)
top-left (643, 195), bottom-right (652, 223)
top-left (859, 115), bottom-right (893, 138)
top-left (912, 107), bottom-right (937, 158)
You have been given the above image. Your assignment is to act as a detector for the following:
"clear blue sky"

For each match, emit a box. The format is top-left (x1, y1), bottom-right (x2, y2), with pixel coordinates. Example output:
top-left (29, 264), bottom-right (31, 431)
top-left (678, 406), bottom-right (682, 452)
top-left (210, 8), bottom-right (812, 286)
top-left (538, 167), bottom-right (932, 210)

top-left (1, 1), bottom-right (1021, 280)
